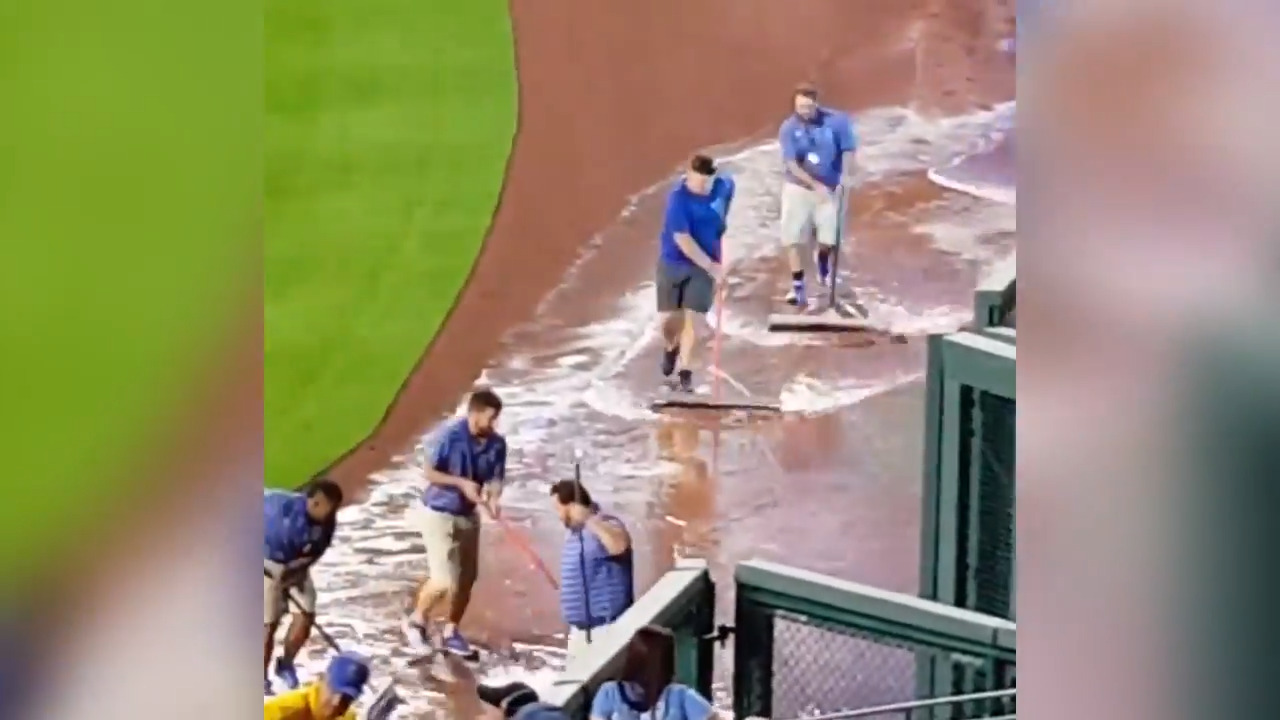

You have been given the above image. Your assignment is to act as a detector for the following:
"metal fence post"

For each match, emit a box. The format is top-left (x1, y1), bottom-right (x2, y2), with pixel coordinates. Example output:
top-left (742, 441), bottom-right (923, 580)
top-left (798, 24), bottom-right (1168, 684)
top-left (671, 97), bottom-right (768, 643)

top-left (733, 591), bottom-right (774, 719)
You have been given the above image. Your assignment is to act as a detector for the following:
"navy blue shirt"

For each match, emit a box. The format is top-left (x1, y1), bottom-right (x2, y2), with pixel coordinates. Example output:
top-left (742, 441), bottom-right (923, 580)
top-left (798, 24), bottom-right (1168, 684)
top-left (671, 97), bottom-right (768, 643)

top-left (263, 490), bottom-right (332, 565)
top-left (779, 108), bottom-right (857, 189)
top-left (422, 418), bottom-right (508, 516)
top-left (658, 175), bottom-right (735, 267)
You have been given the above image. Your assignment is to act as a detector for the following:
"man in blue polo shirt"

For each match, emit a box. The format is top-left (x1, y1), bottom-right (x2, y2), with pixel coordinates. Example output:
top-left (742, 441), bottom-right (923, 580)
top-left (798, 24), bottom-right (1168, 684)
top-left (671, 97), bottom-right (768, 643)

top-left (656, 154), bottom-right (735, 392)
top-left (403, 388), bottom-right (507, 659)
top-left (777, 83), bottom-right (858, 306)
top-left (264, 478), bottom-right (343, 693)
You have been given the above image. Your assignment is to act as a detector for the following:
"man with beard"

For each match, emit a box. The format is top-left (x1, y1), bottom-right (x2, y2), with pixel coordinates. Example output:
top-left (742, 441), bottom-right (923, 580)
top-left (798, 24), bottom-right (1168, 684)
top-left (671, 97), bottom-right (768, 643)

top-left (549, 478), bottom-right (634, 675)
top-left (403, 388), bottom-right (507, 660)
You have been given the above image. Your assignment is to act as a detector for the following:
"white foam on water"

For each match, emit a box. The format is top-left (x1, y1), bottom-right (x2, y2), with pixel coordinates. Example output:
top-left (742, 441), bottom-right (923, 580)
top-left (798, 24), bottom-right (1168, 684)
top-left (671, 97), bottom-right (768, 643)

top-left (779, 372), bottom-right (923, 414)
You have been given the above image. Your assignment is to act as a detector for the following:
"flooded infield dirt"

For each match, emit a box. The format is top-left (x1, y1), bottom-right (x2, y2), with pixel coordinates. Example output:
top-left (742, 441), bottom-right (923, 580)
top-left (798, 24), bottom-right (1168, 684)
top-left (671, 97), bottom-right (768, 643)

top-left (283, 1), bottom-right (1018, 716)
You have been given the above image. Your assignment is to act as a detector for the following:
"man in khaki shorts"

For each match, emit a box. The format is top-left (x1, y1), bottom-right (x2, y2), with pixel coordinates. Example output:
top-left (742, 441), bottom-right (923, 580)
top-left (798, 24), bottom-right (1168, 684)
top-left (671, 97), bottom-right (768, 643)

top-left (777, 83), bottom-right (858, 307)
top-left (263, 478), bottom-right (343, 694)
top-left (403, 388), bottom-right (507, 659)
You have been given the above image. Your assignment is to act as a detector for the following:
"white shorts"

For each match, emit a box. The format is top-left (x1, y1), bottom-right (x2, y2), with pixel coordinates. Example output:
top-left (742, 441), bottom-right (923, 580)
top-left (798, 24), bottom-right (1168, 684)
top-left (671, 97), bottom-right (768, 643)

top-left (564, 622), bottom-right (618, 678)
top-left (780, 181), bottom-right (847, 248)
top-left (263, 564), bottom-right (316, 625)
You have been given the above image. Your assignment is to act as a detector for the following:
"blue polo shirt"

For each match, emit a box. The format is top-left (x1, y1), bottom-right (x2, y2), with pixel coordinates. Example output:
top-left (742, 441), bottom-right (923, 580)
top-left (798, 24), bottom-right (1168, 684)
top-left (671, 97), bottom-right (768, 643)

top-left (264, 490), bottom-right (333, 565)
top-left (779, 107), bottom-right (857, 189)
top-left (658, 175), bottom-right (735, 267)
top-left (422, 418), bottom-right (507, 516)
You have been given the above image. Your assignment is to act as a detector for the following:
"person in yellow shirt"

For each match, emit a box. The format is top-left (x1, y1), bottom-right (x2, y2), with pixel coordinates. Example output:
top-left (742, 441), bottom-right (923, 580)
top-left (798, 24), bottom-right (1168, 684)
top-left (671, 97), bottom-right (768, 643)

top-left (265, 651), bottom-right (399, 720)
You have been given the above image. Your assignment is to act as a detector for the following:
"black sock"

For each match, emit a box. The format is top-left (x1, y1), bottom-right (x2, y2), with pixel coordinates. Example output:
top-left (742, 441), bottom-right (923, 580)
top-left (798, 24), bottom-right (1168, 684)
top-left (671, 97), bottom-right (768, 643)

top-left (678, 369), bottom-right (692, 381)
top-left (791, 271), bottom-right (804, 283)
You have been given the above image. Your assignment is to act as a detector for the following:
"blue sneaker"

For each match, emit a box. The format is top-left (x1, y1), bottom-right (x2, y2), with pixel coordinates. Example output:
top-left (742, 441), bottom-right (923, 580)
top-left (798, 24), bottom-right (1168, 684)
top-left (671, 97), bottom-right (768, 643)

top-left (273, 658), bottom-right (300, 690)
top-left (442, 629), bottom-right (476, 658)
top-left (785, 283), bottom-right (807, 307)
top-left (264, 679), bottom-right (274, 696)
top-left (660, 345), bottom-right (679, 377)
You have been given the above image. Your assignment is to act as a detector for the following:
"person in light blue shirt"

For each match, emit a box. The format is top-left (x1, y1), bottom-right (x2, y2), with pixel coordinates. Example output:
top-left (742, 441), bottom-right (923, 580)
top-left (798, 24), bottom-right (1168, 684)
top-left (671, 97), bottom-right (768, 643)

top-left (263, 478), bottom-right (343, 694)
top-left (590, 627), bottom-right (718, 720)
top-left (655, 154), bottom-right (735, 392)
top-left (777, 83), bottom-right (858, 307)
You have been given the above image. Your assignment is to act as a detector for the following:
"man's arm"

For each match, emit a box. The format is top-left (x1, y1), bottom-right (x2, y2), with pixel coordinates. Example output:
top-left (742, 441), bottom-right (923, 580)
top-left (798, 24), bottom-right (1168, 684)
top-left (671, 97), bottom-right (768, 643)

top-left (779, 119), bottom-right (822, 190)
top-left (674, 234), bottom-right (718, 274)
top-left (481, 441), bottom-right (507, 511)
top-left (426, 435), bottom-right (472, 489)
top-left (583, 515), bottom-right (631, 557)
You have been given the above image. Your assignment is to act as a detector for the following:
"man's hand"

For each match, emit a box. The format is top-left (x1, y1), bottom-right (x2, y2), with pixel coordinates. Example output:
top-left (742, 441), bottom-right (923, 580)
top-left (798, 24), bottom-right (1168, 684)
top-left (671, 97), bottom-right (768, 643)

top-left (481, 484), bottom-right (502, 519)
top-left (458, 479), bottom-right (483, 505)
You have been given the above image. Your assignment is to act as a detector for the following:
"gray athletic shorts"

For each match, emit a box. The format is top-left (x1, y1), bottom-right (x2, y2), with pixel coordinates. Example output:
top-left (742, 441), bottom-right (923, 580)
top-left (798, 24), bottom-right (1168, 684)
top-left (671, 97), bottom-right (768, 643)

top-left (655, 260), bottom-right (714, 313)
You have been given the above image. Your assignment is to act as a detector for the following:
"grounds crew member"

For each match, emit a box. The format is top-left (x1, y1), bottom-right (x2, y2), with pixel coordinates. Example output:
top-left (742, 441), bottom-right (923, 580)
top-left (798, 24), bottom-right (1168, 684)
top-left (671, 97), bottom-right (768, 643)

top-left (265, 478), bottom-right (344, 693)
top-left (404, 388), bottom-right (507, 659)
top-left (776, 82), bottom-right (858, 307)
top-left (655, 154), bottom-right (735, 392)
top-left (549, 479), bottom-right (634, 674)
top-left (265, 651), bottom-right (399, 720)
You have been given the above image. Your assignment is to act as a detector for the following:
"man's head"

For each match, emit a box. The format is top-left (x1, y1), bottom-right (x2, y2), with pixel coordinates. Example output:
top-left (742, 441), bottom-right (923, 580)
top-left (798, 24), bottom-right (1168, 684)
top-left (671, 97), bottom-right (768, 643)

top-left (316, 652), bottom-right (371, 719)
top-left (684, 154), bottom-right (717, 195)
top-left (793, 83), bottom-right (819, 121)
top-left (548, 479), bottom-right (593, 527)
top-left (303, 478), bottom-right (344, 523)
top-left (466, 387), bottom-right (503, 437)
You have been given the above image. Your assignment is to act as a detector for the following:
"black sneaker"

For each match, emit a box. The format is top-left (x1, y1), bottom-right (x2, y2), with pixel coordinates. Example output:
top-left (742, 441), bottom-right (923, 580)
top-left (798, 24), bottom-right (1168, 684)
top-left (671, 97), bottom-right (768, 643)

top-left (677, 369), bottom-right (694, 393)
top-left (661, 345), bottom-right (679, 377)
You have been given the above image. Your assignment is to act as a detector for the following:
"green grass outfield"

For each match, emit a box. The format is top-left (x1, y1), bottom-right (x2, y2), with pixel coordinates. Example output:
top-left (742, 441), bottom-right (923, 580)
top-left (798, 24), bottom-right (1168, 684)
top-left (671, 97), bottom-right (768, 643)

top-left (266, 1), bottom-right (517, 487)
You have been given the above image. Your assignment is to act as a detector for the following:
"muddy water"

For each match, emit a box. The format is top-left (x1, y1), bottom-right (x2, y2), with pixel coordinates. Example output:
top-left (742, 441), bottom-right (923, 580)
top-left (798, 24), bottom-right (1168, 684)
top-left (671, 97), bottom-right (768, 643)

top-left (281, 104), bottom-right (1015, 715)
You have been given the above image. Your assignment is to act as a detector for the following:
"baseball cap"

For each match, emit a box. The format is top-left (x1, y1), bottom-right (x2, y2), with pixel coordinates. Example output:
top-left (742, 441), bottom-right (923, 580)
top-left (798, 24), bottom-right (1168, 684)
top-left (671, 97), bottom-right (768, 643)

top-left (325, 652), bottom-right (372, 698)
top-left (477, 682), bottom-right (541, 718)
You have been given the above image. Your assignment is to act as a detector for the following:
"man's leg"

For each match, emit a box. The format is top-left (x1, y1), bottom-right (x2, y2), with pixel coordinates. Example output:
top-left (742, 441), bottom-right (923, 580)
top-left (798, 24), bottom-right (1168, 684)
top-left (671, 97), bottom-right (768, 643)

top-left (656, 262), bottom-right (685, 378)
top-left (407, 507), bottom-right (456, 647)
top-left (779, 182), bottom-right (814, 305)
top-left (812, 187), bottom-right (844, 289)
top-left (676, 269), bottom-right (715, 391)
top-left (274, 575), bottom-right (314, 688)
top-left (441, 517), bottom-right (480, 656)
top-left (263, 573), bottom-right (284, 687)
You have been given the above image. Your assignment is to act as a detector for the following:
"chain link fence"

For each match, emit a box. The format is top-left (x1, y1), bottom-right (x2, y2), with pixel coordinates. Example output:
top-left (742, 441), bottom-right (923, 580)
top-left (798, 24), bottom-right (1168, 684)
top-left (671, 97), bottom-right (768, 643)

top-left (767, 611), bottom-right (1014, 720)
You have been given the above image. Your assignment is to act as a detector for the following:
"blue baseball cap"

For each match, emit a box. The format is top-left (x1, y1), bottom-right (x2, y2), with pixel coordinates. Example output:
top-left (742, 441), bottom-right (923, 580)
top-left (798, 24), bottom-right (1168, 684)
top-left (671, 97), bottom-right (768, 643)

top-left (325, 652), bottom-right (371, 698)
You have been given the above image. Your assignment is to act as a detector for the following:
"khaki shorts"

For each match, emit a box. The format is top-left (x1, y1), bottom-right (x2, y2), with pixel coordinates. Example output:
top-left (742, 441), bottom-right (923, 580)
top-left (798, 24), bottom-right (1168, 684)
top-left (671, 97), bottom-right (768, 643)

top-left (407, 505), bottom-right (480, 592)
top-left (264, 565), bottom-right (315, 625)
top-left (780, 181), bottom-right (848, 248)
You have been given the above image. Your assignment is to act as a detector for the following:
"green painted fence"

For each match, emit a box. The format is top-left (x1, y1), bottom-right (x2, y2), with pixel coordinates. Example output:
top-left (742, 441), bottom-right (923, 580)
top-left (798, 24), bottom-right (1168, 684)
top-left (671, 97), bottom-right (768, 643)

top-left (550, 559), bottom-right (1015, 720)
top-left (920, 327), bottom-right (1016, 621)
top-left (733, 560), bottom-right (1016, 720)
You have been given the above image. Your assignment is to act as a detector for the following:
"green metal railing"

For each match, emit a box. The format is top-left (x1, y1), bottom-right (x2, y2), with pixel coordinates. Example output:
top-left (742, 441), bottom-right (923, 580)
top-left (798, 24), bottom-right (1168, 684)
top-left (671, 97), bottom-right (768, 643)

top-left (734, 560), bottom-right (1015, 720)
top-left (920, 331), bottom-right (1016, 620)
top-left (972, 252), bottom-right (1016, 330)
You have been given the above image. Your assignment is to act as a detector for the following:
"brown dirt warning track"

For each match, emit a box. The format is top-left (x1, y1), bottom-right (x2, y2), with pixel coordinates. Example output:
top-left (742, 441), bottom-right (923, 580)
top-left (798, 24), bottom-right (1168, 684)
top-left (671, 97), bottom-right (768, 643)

top-left (307, 0), bottom-right (1016, 714)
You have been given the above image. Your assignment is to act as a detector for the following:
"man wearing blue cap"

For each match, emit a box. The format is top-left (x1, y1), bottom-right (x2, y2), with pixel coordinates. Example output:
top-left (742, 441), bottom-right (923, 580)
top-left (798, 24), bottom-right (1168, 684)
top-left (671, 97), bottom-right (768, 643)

top-left (264, 651), bottom-right (395, 720)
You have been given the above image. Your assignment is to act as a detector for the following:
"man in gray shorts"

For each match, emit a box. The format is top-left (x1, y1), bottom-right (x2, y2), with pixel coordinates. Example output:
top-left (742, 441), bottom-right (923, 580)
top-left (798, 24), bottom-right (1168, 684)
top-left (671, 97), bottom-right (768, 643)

top-left (655, 154), bottom-right (736, 391)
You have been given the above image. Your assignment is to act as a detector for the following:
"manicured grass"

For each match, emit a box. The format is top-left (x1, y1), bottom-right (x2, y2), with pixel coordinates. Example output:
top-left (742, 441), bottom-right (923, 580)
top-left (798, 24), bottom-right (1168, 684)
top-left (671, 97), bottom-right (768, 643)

top-left (266, 1), bottom-right (517, 486)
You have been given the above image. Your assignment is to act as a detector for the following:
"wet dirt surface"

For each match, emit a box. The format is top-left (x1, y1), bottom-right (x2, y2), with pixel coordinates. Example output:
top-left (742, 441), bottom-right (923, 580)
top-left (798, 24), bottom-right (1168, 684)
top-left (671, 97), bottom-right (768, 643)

top-left (293, 1), bottom-right (1017, 716)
